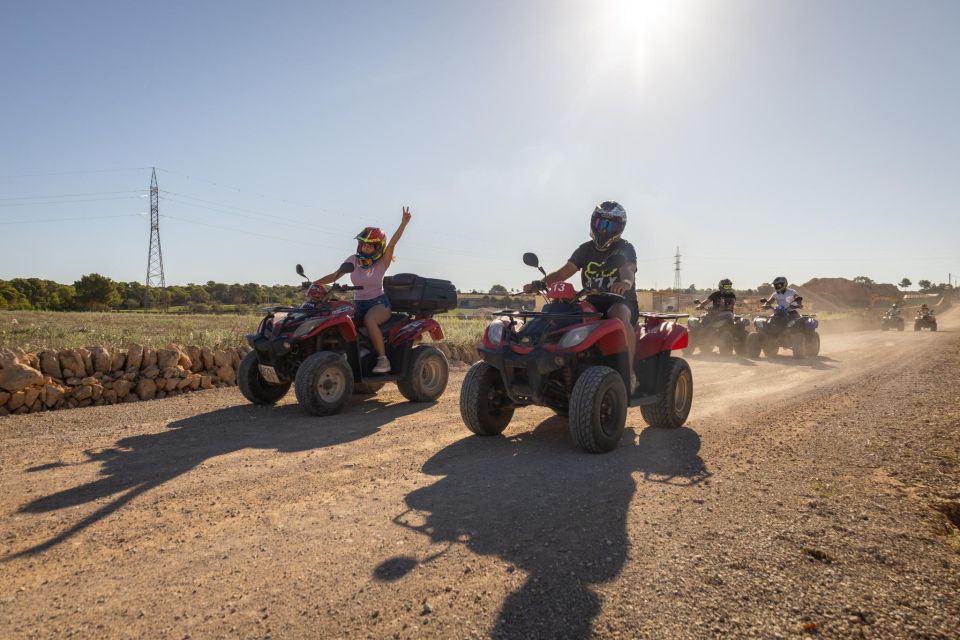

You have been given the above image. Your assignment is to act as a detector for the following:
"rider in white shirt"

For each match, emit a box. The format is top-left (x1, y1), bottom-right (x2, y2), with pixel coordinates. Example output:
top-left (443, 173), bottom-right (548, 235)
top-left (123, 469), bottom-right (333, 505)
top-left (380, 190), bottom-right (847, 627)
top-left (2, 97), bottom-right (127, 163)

top-left (761, 276), bottom-right (803, 325)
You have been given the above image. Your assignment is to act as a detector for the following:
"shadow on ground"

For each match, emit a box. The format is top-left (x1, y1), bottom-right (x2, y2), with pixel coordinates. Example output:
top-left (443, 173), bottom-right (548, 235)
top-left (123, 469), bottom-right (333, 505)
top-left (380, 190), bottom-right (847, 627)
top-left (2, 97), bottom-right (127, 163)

top-left (375, 416), bottom-right (710, 639)
top-left (5, 397), bottom-right (431, 560)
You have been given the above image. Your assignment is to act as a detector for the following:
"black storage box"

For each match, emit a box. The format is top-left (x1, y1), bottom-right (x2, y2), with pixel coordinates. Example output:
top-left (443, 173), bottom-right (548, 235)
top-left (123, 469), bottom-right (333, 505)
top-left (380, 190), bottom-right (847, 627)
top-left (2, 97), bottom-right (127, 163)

top-left (383, 273), bottom-right (458, 314)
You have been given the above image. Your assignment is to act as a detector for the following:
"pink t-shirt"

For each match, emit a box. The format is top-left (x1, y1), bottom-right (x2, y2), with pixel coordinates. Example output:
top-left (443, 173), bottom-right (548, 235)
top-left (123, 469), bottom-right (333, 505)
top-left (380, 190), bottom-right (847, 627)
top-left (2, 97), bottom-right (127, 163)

top-left (346, 255), bottom-right (389, 301)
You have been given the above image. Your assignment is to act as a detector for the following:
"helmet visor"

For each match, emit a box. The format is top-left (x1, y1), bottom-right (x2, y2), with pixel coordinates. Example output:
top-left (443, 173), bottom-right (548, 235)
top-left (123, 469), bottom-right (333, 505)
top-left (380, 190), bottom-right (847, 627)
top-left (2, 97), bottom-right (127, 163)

top-left (592, 216), bottom-right (624, 235)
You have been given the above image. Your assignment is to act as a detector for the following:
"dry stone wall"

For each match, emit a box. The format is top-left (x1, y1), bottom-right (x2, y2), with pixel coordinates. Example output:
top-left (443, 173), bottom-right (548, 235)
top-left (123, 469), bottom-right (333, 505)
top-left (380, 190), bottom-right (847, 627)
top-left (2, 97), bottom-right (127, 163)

top-left (0, 344), bottom-right (251, 417)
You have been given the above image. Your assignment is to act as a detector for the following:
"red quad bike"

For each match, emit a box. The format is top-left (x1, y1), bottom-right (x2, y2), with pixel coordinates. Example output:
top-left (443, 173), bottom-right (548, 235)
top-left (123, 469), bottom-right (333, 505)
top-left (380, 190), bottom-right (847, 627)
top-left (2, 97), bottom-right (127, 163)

top-left (239, 262), bottom-right (457, 416)
top-left (459, 252), bottom-right (693, 453)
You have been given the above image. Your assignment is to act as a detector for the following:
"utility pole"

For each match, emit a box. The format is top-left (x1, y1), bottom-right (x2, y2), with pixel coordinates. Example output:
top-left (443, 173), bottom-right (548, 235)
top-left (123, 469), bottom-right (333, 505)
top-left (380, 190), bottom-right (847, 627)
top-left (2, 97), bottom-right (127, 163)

top-left (145, 167), bottom-right (167, 310)
top-left (673, 247), bottom-right (681, 310)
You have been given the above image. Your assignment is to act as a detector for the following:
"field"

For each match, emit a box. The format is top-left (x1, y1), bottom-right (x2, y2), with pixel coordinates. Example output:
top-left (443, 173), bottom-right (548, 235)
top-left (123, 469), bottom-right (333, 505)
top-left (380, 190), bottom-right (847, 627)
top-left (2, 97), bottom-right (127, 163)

top-left (0, 310), bottom-right (489, 352)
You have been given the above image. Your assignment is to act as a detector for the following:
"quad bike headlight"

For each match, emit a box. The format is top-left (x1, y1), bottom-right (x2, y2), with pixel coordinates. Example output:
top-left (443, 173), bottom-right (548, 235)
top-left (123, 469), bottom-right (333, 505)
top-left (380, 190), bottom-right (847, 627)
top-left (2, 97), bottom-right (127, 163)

top-left (485, 321), bottom-right (507, 345)
top-left (558, 325), bottom-right (596, 350)
top-left (292, 318), bottom-right (325, 338)
top-left (688, 317), bottom-right (700, 327)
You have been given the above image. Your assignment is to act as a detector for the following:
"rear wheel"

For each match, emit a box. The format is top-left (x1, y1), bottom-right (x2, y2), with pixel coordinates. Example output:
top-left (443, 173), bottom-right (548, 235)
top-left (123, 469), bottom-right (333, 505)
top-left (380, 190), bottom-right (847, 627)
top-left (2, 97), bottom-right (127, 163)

top-left (569, 366), bottom-right (627, 453)
top-left (792, 333), bottom-right (807, 359)
top-left (745, 332), bottom-right (762, 358)
top-left (294, 352), bottom-right (354, 416)
top-left (238, 351), bottom-right (291, 405)
top-left (639, 357), bottom-right (693, 429)
top-left (460, 361), bottom-right (514, 436)
top-left (397, 345), bottom-right (449, 402)
top-left (717, 334), bottom-right (734, 356)
top-left (806, 332), bottom-right (821, 357)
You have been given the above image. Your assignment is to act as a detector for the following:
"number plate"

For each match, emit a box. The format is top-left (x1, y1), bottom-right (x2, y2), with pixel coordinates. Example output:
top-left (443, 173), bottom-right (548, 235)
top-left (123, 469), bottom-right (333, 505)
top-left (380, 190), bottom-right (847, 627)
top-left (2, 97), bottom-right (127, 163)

top-left (258, 365), bottom-right (281, 384)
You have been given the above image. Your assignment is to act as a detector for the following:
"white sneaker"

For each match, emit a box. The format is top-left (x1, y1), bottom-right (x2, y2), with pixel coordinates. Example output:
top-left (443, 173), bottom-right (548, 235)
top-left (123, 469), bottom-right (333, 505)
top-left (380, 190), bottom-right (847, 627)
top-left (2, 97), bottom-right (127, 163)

top-left (372, 356), bottom-right (391, 374)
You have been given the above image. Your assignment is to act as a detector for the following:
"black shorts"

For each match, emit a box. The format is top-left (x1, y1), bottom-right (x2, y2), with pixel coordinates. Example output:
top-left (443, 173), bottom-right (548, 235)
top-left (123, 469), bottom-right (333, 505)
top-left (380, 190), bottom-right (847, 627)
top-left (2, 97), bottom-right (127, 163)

top-left (586, 295), bottom-right (640, 326)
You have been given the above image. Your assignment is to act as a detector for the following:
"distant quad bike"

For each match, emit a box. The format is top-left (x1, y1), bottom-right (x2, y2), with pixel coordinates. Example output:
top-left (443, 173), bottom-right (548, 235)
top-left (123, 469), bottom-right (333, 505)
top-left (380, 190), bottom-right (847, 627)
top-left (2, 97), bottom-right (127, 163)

top-left (459, 252), bottom-right (693, 454)
top-left (239, 262), bottom-right (457, 415)
top-left (745, 301), bottom-right (821, 359)
top-left (685, 301), bottom-right (749, 356)
top-left (914, 311), bottom-right (937, 332)
top-left (880, 312), bottom-right (905, 331)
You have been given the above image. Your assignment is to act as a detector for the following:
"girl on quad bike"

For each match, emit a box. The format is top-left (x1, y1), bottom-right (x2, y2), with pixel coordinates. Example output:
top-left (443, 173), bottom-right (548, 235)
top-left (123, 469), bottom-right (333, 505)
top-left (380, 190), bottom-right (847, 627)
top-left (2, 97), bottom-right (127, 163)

top-left (760, 276), bottom-right (803, 326)
top-left (312, 207), bottom-right (412, 374)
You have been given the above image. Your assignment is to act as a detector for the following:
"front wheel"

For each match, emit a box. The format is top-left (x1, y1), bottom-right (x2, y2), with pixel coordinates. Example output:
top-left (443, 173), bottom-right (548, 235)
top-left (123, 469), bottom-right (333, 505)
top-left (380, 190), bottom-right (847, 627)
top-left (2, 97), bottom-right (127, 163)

top-left (460, 361), bottom-right (514, 436)
top-left (294, 352), bottom-right (354, 416)
top-left (717, 334), bottom-right (734, 357)
top-left (397, 345), bottom-right (449, 402)
top-left (237, 351), bottom-right (291, 405)
top-left (639, 357), bottom-right (693, 429)
top-left (569, 366), bottom-right (627, 453)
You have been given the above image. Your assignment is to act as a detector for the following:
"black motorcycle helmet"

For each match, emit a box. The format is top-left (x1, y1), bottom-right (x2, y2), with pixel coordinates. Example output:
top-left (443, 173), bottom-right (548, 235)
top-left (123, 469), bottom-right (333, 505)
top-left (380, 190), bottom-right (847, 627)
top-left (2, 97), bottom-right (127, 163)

top-left (590, 201), bottom-right (627, 251)
top-left (719, 278), bottom-right (733, 293)
top-left (773, 276), bottom-right (788, 292)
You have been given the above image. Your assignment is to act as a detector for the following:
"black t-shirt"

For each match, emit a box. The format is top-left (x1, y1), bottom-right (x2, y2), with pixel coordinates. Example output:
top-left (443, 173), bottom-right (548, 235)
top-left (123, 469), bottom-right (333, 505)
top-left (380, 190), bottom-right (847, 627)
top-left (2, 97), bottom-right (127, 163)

top-left (569, 239), bottom-right (638, 304)
top-left (706, 290), bottom-right (736, 311)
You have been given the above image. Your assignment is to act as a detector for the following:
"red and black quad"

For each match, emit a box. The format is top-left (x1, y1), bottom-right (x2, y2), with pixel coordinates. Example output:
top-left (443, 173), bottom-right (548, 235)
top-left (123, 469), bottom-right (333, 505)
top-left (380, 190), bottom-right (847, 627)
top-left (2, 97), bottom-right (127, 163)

top-left (239, 263), bottom-right (457, 415)
top-left (459, 252), bottom-right (693, 453)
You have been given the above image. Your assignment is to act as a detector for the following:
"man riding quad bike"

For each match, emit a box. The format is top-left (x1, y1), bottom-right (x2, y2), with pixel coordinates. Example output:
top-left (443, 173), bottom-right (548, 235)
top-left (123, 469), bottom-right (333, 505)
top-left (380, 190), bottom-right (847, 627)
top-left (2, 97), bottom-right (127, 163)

top-left (914, 305), bottom-right (938, 332)
top-left (686, 278), bottom-right (750, 355)
top-left (880, 304), bottom-right (905, 331)
top-left (238, 262), bottom-right (456, 415)
top-left (745, 276), bottom-right (821, 359)
top-left (460, 202), bottom-right (693, 454)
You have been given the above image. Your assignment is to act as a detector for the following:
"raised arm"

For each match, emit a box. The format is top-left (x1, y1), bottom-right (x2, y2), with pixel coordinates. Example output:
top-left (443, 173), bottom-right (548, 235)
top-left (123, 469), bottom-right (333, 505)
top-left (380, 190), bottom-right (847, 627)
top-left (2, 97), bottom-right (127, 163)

top-left (314, 265), bottom-right (348, 286)
top-left (382, 206), bottom-right (412, 264)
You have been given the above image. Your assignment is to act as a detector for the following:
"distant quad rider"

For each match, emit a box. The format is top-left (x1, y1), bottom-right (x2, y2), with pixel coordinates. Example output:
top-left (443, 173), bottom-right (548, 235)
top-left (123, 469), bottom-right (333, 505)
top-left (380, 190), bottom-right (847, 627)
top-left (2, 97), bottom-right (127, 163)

top-left (761, 276), bottom-right (803, 327)
top-left (887, 303), bottom-right (901, 317)
top-left (698, 278), bottom-right (737, 321)
top-left (523, 200), bottom-right (639, 365)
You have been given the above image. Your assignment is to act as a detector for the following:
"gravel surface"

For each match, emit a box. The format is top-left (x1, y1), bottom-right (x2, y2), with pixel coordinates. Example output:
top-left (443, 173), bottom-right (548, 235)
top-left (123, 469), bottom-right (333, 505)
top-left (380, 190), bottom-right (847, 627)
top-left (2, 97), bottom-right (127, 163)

top-left (1, 310), bottom-right (958, 639)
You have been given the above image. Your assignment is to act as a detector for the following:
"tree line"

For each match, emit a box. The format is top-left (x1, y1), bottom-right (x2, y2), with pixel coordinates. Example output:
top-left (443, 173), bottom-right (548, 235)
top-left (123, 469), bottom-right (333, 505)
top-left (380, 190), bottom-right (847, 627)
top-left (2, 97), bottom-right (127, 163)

top-left (0, 275), bottom-right (305, 312)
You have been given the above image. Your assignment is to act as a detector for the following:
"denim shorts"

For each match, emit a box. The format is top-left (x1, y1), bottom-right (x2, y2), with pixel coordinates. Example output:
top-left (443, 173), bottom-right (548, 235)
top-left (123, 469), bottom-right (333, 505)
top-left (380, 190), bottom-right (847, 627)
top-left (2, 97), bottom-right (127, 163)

top-left (354, 294), bottom-right (391, 321)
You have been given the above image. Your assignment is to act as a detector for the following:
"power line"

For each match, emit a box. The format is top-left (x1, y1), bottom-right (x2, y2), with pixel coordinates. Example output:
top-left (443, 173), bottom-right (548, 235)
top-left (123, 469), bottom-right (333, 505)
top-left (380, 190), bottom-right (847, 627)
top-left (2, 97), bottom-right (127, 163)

top-left (0, 167), bottom-right (150, 179)
top-left (0, 213), bottom-right (144, 225)
top-left (0, 195), bottom-right (141, 208)
top-left (0, 189), bottom-right (143, 201)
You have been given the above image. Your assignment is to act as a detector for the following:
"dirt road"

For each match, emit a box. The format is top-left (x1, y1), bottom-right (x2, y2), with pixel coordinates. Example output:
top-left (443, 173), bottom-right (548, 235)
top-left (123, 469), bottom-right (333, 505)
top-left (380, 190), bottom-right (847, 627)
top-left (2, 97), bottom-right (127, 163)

top-left (2, 311), bottom-right (959, 639)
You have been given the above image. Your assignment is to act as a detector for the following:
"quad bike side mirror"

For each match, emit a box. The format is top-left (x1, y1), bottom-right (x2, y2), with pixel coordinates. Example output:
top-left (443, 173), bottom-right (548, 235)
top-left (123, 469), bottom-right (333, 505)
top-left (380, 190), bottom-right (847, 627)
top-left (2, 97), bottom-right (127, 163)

top-left (522, 252), bottom-right (540, 268)
top-left (339, 262), bottom-right (355, 274)
top-left (296, 264), bottom-right (307, 278)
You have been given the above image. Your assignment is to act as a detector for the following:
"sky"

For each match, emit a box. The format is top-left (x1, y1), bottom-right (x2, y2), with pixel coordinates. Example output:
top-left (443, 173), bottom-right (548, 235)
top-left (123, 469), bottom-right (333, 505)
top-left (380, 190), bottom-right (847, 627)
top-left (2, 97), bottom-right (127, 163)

top-left (1, 0), bottom-right (958, 293)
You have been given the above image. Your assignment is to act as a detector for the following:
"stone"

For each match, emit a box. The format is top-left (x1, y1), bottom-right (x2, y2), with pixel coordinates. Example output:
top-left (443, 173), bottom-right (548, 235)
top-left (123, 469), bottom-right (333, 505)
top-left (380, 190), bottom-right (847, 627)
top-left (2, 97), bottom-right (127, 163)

top-left (230, 349), bottom-right (241, 369)
top-left (0, 391), bottom-right (9, 405)
top-left (114, 379), bottom-right (132, 399)
top-left (200, 375), bottom-right (213, 389)
top-left (215, 364), bottom-right (235, 385)
top-left (154, 378), bottom-right (167, 391)
top-left (177, 351), bottom-right (193, 370)
top-left (157, 348), bottom-right (180, 370)
top-left (80, 376), bottom-right (98, 386)
top-left (103, 389), bottom-right (118, 404)
top-left (39, 351), bottom-right (63, 379)
top-left (23, 386), bottom-right (41, 408)
top-left (123, 372), bottom-right (138, 382)
top-left (111, 350), bottom-right (126, 372)
top-left (156, 390), bottom-right (167, 399)
top-left (0, 363), bottom-right (45, 393)
top-left (177, 376), bottom-right (192, 390)
top-left (186, 346), bottom-right (203, 372)
top-left (43, 385), bottom-right (65, 408)
top-left (8, 390), bottom-right (27, 410)
top-left (188, 374), bottom-right (201, 390)
top-left (77, 348), bottom-right (93, 376)
top-left (201, 348), bottom-right (215, 370)
top-left (66, 377), bottom-right (82, 386)
top-left (72, 385), bottom-right (93, 401)
top-left (213, 350), bottom-right (232, 368)
top-left (62, 368), bottom-right (75, 379)
top-left (125, 344), bottom-right (144, 371)
top-left (124, 394), bottom-right (139, 403)
top-left (91, 384), bottom-right (104, 401)
top-left (141, 365), bottom-right (160, 379)
top-left (136, 378), bottom-right (157, 400)
top-left (142, 348), bottom-right (157, 370)
top-left (89, 346), bottom-right (112, 374)
top-left (59, 350), bottom-right (87, 378)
